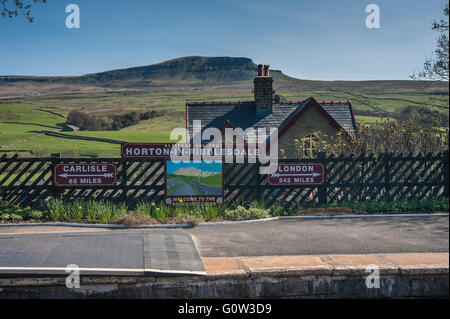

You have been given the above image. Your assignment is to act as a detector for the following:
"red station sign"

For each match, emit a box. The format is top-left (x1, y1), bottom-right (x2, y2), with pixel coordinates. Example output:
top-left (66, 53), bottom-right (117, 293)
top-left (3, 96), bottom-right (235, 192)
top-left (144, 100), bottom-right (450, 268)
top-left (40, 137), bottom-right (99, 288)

top-left (54, 163), bottom-right (117, 186)
top-left (268, 163), bottom-right (324, 186)
top-left (121, 143), bottom-right (260, 159)
top-left (121, 143), bottom-right (175, 158)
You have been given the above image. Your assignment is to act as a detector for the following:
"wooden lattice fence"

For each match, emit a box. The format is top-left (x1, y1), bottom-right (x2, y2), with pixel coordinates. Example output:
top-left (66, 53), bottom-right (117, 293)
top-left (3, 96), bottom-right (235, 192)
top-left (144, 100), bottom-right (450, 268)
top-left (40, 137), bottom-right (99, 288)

top-left (0, 152), bottom-right (448, 208)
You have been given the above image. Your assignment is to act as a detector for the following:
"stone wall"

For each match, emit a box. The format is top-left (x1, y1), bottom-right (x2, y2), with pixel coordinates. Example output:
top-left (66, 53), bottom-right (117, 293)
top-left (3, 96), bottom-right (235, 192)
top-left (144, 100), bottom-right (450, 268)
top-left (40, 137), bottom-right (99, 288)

top-left (278, 105), bottom-right (338, 158)
top-left (0, 270), bottom-right (447, 298)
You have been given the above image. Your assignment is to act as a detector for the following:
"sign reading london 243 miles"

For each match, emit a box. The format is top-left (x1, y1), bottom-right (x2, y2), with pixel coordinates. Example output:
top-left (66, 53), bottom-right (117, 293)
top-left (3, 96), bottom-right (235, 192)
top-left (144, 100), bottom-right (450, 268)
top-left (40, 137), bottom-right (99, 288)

top-left (268, 163), bottom-right (324, 186)
top-left (54, 163), bottom-right (117, 186)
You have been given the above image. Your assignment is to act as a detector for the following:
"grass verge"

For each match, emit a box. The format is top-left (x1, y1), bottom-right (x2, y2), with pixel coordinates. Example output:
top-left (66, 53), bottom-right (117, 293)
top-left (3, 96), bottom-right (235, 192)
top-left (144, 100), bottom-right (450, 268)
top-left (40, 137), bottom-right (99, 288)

top-left (0, 197), bottom-right (447, 227)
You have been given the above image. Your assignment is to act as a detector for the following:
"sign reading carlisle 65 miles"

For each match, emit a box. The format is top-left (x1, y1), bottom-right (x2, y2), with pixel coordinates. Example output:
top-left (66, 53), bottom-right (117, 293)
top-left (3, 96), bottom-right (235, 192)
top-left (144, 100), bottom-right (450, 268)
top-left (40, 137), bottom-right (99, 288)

top-left (54, 163), bottom-right (117, 186)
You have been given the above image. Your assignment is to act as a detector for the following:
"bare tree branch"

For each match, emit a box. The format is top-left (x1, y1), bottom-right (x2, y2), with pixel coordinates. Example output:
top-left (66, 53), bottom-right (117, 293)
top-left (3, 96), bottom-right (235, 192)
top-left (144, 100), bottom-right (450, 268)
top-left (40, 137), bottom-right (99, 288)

top-left (411, 4), bottom-right (449, 82)
top-left (0, 0), bottom-right (47, 22)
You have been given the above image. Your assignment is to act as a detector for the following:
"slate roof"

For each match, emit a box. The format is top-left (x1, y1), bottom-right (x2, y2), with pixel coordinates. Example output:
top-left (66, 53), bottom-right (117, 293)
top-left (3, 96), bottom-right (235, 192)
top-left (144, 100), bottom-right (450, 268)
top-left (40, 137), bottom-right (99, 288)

top-left (186, 98), bottom-right (357, 143)
top-left (320, 101), bottom-right (357, 134)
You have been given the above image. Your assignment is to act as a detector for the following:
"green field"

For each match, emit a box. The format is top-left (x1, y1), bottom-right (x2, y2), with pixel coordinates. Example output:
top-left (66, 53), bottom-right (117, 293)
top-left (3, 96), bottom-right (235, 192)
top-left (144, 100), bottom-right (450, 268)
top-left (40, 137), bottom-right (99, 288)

top-left (0, 171), bottom-right (52, 186)
top-left (0, 87), bottom-right (446, 157)
top-left (167, 173), bottom-right (222, 187)
top-left (354, 115), bottom-right (392, 125)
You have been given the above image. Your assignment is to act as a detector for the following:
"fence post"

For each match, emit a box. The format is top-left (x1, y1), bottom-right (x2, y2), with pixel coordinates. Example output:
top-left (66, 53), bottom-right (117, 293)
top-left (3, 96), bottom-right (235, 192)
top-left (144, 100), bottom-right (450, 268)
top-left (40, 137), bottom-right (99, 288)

top-left (444, 151), bottom-right (449, 198)
top-left (317, 152), bottom-right (327, 205)
top-left (51, 159), bottom-right (58, 200)
top-left (121, 159), bottom-right (128, 200)
top-left (384, 153), bottom-right (391, 201)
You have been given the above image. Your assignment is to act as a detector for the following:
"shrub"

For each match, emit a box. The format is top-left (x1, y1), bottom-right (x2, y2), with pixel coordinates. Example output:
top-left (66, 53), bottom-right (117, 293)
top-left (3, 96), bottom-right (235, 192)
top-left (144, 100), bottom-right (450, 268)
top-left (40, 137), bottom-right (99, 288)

top-left (42, 198), bottom-right (65, 220)
top-left (136, 201), bottom-right (224, 221)
top-left (31, 146), bottom-right (49, 157)
top-left (270, 203), bottom-right (285, 216)
top-left (224, 205), bottom-right (271, 221)
top-left (9, 213), bottom-right (23, 220)
top-left (42, 198), bottom-right (126, 222)
top-left (68, 200), bottom-right (84, 220)
top-left (291, 117), bottom-right (448, 158)
top-left (2, 197), bottom-right (447, 224)
top-left (109, 110), bottom-right (165, 130)
top-left (66, 110), bottom-right (103, 131)
top-left (136, 201), bottom-right (168, 220)
top-left (0, 200), bottom-right (43, 221)
top-left (190, 202), bottom-right (224, 220)
top-left (88, 201), bottom-right (126, 223)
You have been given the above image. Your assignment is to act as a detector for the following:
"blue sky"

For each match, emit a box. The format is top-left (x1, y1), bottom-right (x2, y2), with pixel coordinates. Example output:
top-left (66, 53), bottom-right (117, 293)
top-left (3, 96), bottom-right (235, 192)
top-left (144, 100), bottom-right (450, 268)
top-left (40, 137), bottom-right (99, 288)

top-left (0, 0), bottom-right (447, 80)
top-left (167, 161), bottom-right (222, 174)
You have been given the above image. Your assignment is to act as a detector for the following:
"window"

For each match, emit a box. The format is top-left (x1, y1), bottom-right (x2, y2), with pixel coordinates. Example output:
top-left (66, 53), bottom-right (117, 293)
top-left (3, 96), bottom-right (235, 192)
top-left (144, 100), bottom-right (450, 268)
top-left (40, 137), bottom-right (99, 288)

top-left (301, 133), bottom-right (319, 158)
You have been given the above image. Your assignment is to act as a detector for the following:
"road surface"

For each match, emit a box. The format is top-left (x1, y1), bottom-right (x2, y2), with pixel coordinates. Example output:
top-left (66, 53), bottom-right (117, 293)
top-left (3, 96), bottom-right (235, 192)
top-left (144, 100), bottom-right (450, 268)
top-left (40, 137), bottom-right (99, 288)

top-left (0, 216), bottom-right (447, 273)
top-left (187, 216), bottom-right (449, 257)
top-left (0, 229), bottom-right (205, 275)
top-left (167, 178), bottom-right (222, 196)
top-left (190, 180), bottom-right (222, 195)
top-left (167, 178), bottom-right (198, 196)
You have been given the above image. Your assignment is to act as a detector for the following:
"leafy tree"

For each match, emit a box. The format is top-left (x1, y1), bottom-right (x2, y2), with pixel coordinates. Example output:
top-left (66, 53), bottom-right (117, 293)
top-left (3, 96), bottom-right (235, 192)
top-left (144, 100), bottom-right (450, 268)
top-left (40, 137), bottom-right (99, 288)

top-left (412, 4), bottom-right (449, 112)
top-left (303, 118), bottom-right (449, 158)
top-left (413, 4), bottom-right (449, 81)
top-left (67, 110), bottom-right (103, 131)
top-left (0, 0), bottom-right (47, 22)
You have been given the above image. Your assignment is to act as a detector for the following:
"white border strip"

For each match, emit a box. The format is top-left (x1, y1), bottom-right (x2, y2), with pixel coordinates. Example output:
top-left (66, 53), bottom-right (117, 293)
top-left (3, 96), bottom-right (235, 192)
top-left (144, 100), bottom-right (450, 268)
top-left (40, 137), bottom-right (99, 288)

top-left (279, 213), bottom-right (449, 220)
top-left (0, 214), bottom-right (447, 229)
top-left (0, 266), bottom-right (206, 276)
top-left (198, 216), bottom-right (279, 226)
top-left (144, 268), bottom-right (206, 276)
top-left (0, 222), bottom-right (191, 229)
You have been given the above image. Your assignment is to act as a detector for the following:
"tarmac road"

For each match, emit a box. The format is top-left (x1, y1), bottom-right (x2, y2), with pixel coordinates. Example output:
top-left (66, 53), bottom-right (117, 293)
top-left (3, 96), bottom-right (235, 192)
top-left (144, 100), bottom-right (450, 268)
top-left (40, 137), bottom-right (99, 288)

top-left (0, 216), bottom-right (447, 273)
top-left (189, 180), bottom-right (222, 195)
top-left (167, 178), bottom-right (222, 196)
top-left (186, 216), bottom-right (449, 257)
top-left (167, 178), bottom-right (198, 196)
top-left (0, 229), bottom-right (205, 275)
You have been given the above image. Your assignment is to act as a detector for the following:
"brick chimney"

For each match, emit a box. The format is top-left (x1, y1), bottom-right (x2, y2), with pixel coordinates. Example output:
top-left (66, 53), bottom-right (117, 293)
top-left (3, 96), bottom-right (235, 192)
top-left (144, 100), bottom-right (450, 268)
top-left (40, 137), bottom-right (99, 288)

top-left (254, 64), bottom-right (273, 114)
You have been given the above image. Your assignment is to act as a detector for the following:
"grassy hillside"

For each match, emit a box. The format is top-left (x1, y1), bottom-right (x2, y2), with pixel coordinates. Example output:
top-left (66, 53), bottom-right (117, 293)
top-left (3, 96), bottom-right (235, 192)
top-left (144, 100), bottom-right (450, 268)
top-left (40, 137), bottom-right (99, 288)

top-left (0, 56), bottom-right (293, 91)
top-left (81, 56), bottom-right (293, 85)
top-left (0, 56), bottom-right (447, 99)
top-left (1, 87), bottom-right (445, 157)
top-left (0, 56), bottom-right (447, 157)
top-left (167, 173), bottom-right (222, 187)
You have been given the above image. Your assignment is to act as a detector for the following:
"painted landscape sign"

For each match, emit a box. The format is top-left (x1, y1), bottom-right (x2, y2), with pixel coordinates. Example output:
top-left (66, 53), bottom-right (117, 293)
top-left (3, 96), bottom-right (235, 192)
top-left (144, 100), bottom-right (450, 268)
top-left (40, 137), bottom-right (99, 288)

top-left (54, 163), bottom-right (117, 186)
top-left (165, 160), bottom-right (224, 204)
top-left (268, 163), bottom-right (324, 186)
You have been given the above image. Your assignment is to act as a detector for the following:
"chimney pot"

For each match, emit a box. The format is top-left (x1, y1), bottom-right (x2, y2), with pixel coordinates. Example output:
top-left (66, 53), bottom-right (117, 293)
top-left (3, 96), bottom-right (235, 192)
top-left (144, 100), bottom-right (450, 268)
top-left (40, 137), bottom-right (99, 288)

top-left (263, 64), bottom-right (270, 77)
top-left (257, 64), bottom-right (263, 77)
